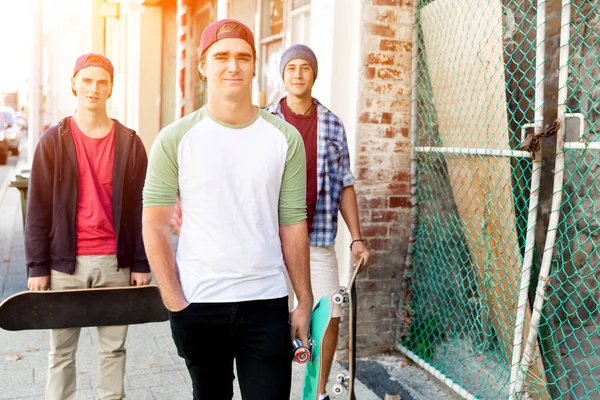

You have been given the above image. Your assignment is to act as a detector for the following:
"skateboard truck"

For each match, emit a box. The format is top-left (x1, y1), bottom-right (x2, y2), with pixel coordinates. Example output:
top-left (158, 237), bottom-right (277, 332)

top-left (332, 373), bottom-right (349, 395)
top-left (293, 338), bottom-right (315, 364)
top-left (332, 287), bottom-right (349, 305)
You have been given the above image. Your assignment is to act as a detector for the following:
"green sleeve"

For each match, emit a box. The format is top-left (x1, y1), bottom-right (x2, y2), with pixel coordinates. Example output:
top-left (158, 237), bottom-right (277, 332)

top-left (142, 128), bottom-right (180, 207)
top-left (278, 125), bottom-right (307, 225)
top-left (143, 109), bottom-right (205, 207)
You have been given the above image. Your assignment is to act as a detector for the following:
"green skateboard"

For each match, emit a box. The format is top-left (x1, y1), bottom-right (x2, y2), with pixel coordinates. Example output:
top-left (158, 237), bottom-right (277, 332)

top-left (302, 295), bottom-right (334, 400)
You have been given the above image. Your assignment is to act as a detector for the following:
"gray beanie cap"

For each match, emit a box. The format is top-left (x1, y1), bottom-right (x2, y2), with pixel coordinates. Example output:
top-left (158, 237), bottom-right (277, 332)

top-left (280, 44), bottom-right (318, 81)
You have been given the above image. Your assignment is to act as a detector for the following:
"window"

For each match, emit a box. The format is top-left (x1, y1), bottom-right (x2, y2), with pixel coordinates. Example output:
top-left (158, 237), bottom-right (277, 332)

top-left (292, 0), bottom-right (310, 8)
top-left (264, 0), bottom-right (284, 36)
top-left (289, 0), bottom-right (310, 46)
top-left (257, 0), bottom-right (311, 107)
top-left (259, 0), bottom-right (285, 107)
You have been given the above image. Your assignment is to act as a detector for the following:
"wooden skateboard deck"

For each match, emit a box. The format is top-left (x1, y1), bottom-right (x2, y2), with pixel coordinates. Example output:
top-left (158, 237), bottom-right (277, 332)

top-left (0, 285), bottom-right (168, 331)
top-left (302, 295), bottom-right (334, 400)
top-left (332, 257), bottom-right (364, 399)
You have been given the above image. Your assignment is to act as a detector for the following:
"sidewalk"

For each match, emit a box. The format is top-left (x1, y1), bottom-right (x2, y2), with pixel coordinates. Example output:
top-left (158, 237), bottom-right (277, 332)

top-left (0, 322), bottom-right (380, 399)
top-left (0, 176), bottom-right (380, 399)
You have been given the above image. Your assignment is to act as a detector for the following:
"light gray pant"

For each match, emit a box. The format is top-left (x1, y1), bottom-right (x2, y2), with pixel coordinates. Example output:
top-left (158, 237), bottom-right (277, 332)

top-left (46, 255), bottom-right (130, 400)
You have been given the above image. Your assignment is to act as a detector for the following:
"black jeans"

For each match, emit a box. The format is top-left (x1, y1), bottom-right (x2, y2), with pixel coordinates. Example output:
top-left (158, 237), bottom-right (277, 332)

top-left (169, 296), bottom-right (293, 400)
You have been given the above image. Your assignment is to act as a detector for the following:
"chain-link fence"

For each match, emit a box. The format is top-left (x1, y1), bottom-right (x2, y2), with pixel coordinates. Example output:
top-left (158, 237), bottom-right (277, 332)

top-left (399, 0), bottom-right (548, 398)
top-left (515, 2), bottom-right (600, 399)
top-left (400, 0), bottom-right (600, 399)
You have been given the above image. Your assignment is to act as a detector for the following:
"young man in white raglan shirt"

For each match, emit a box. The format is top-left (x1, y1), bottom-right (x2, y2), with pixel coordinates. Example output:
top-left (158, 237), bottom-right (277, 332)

top-left (141, 19), bottom-right (312, 400)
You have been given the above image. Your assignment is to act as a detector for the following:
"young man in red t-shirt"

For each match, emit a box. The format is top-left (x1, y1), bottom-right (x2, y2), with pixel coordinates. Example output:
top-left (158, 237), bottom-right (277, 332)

top-left (25, 54), bottom-right (151, 400)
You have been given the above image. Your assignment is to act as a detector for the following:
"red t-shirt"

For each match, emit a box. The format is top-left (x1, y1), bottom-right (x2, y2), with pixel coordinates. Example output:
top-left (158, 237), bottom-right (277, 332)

top-left (70, 117), bottom-right (117, 255)
top-left (280, 99), bottom-right (318, 233)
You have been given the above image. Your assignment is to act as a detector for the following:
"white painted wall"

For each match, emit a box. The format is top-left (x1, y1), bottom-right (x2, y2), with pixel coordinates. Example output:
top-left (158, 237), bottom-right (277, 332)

top-left (310, 0), bottom-right (362, 286)
top-left (118, 2), bottom-right (164, 151)
top-left (45, 0), bottom-right (97, 125)
top-left (138, 6), bottom-right (163, 150)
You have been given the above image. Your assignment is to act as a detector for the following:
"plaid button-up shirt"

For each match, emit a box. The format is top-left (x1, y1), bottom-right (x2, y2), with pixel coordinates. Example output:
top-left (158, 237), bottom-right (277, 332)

top-left (266, 98), bottom-right (355, 247)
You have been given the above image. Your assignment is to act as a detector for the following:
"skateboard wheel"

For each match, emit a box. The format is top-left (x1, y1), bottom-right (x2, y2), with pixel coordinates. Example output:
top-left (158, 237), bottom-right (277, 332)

top-left (292, 338), bottom-right (311, 364)
top-left (294, 347), bottom-right (311, 363)
top-left (335, 373), bottom-right (346, 382)
top-left (332, 384), bottom-right (344, 395)
top-left (333, 293), bottom-right (344, 304)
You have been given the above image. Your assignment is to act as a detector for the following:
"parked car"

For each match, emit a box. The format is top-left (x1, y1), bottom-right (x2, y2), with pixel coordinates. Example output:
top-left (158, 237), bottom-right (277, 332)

top-left (0, 112), bottom-right (8, 165)
top-left (15, 111), bottom-right (27, 132)
top-left (0, 106), bottom-right (20, 155)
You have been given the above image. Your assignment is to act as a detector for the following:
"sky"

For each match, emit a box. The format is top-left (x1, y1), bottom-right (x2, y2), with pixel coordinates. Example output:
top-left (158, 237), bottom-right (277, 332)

top-left (0, 0), bottom-right (33, 92)
top-left (0, 0), bottom-right (62, 93)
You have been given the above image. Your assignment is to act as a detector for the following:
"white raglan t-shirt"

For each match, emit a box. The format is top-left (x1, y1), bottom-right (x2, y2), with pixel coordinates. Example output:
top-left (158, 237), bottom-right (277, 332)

top-left (143, 107), bottom-right (307, 303)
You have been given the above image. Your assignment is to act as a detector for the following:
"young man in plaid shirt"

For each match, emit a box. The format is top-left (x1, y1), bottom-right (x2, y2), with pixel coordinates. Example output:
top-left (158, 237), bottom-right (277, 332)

top-left (266, 44), bottom-right (371, 400)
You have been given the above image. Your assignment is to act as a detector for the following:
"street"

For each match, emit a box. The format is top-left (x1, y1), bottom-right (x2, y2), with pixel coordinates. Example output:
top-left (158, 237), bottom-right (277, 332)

top-left (0, 134), bottom-right (382, 399)
top-left (0, 134), bottom-right (457, 400)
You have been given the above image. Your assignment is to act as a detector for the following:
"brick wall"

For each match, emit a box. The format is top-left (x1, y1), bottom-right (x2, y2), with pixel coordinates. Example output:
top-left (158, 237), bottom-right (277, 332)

top-left (337, 0), bottom-right (414, 358)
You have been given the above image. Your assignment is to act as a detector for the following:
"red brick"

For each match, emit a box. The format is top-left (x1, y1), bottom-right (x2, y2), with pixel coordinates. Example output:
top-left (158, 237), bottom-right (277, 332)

top-left (390, 223), bottom-right (410, 238)
top-left (359, 209), bottom-right (371, 223)
top-left (361, 224), bottom-right (389, 237)
top-left (359, 112), bottom-right (380, 124)
top-left (388, 182), bottom-right (410, 194)
top-left (392, 171), bottom-right (410, 182)
top-left (357, 155), bottom-right (369, 167)
top-left (381, 112), bottom-right (393, 124)
top-left (365, 67), bottom-right (376, 79)
top-left (372, 210), bottom-right (397, 223)
top-left (366, 97), bottom-right (411, 112)
top-left (357, 293), bottom-right (393, 310)
top-left (377, 67), bottom-right (404, 80)
top-left (366, 52), bottom-right (395, 66)
top-left (381, 126), bottom-right (409, 138)
top-left (357, 168), bottom-right (369, 180)
top-left (380, 40), bottom-right (411, 52)
top-left (359, 319), bottom-right (393, 336)
top-left (357, 280), bottom-right (381, 292)
top-left (375, 9), bottom-right (398, 23)
top-left (367, 23), bottom-right (396, 38)
top-left (363, 82), bottom-right (394, 96)
top-left (377, 306), bottom-right (396, 319)
top-left (389, 196), bottom-right (411, 208)
top-left (358, 196), bottom-right (386, 209)
top-left (368, 266), bottom-right (398, 279)
top-left (373, 0), bottom-right (398, 5)
top-left (394, 140), bottom-right (409, 153)
top-left (392, 111), bottom-right (411, 126)
top-left (358, 168), bottom-right (396, 182)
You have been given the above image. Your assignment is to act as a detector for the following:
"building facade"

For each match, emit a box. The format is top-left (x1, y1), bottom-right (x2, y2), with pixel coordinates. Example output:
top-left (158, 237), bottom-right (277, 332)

top-left (43, 0), bottom-right (413, 356)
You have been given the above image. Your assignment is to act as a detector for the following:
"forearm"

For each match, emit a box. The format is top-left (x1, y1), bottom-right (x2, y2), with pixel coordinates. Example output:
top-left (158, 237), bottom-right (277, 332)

top-left (339, 185), bottom-right (362, 240)
top-left (280, 221), bottom-right (312, 307)
top-left (142, 215), bottom-right (186, 307)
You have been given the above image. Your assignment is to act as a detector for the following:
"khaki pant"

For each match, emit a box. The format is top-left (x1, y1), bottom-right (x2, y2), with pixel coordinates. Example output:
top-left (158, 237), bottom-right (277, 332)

top-left (46, 255), bottom-right (130, 400)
